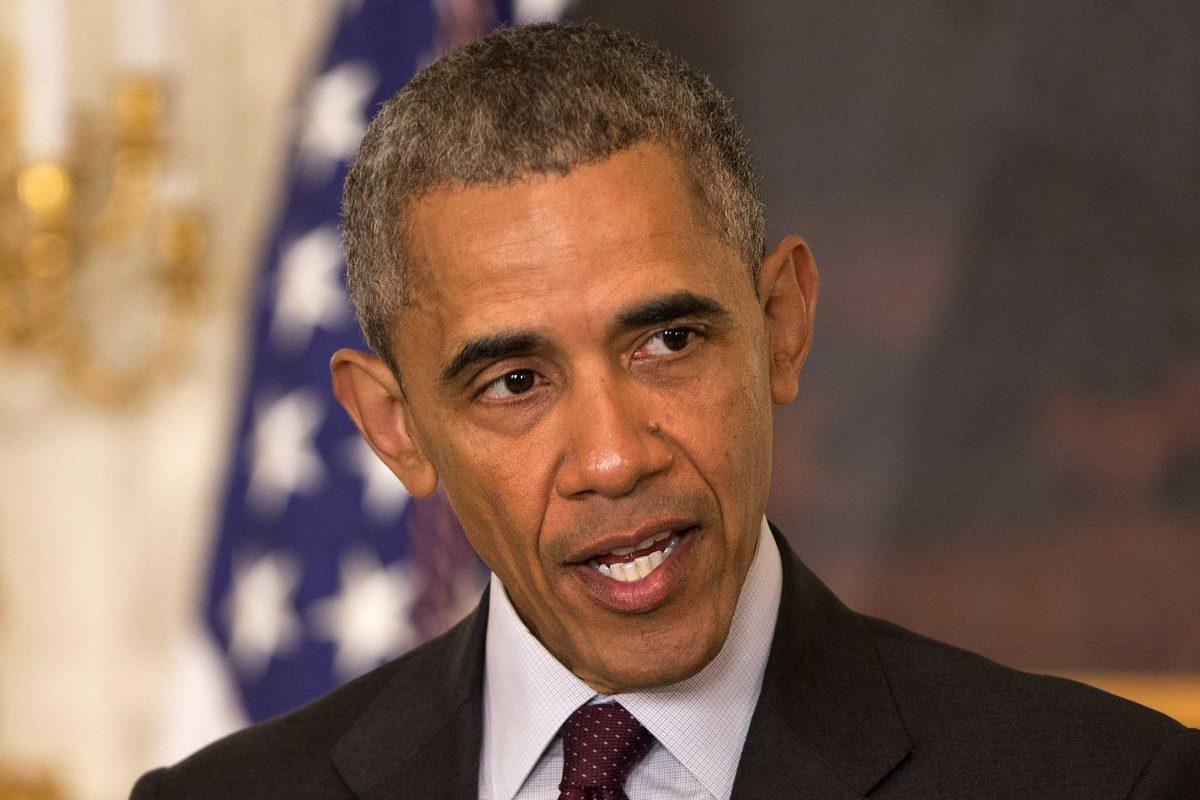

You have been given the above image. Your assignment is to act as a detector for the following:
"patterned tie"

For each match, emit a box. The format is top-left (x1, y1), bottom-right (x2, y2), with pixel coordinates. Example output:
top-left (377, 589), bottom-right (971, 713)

top-left (557, 702), bottom-right (654, 800)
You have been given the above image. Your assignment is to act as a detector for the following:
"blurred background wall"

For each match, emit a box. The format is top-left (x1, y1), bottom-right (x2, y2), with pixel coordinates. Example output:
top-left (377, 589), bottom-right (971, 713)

top-left (569, 0), bottom-right (1200, 670)
top-left (0, 2), bottom-right (1196, 799)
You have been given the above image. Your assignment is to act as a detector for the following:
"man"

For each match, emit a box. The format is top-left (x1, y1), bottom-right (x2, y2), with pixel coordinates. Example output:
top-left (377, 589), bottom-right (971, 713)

top-left (132, 23), bottom-right (1199, 800)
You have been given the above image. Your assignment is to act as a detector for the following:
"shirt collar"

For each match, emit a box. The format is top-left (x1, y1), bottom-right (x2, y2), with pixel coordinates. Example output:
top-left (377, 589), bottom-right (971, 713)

top-left (483, 516), bottom-right (782, 800)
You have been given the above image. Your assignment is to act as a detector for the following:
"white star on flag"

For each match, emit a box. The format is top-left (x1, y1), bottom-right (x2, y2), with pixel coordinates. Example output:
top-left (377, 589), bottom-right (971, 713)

top-left (270, 226), bottom-right (351, 352)
top-left (345, 437), bottom-right (410, 521)
top-left (296, 61), bottom-right (378, 180)
top-left (310, 549), bottom-right (420, 681)
top-left (247, 390), bottom-right (326, 516)
top-left (224, 551), bottom-right (303, 678)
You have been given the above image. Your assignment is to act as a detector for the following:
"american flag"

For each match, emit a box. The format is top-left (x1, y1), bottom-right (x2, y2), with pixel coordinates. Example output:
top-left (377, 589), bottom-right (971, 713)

top-left (201, 0), bottom-right (520, 725)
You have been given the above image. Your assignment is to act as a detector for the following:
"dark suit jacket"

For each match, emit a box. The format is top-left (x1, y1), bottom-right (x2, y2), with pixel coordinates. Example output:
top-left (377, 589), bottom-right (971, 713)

top-left (131, 526), bottom-right (1200, 799)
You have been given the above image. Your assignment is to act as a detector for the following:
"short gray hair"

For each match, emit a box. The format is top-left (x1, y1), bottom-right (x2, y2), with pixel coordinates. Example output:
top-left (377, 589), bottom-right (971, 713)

top-left (342, 22), bottom-right (764, 376)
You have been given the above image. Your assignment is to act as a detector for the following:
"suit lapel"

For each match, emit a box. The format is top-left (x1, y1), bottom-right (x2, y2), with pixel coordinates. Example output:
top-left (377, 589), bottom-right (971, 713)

top-left (731, 525), bottom-right (912, 798)
top-left (330, 589), bottom-right (491, 800)
top-left (330, 524), bottom-right (911, 799)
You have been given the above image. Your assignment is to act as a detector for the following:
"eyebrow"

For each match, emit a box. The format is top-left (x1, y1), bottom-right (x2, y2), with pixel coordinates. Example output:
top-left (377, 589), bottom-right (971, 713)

top-left (438, 290), bottom-right (733, 387)
top-left (611, 290), bottom-right (732, 333)
top-left (440, 331), bottom-right (549, 386)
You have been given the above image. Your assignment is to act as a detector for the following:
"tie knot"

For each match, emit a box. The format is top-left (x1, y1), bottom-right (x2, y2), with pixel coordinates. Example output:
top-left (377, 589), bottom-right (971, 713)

top-left (558, 702), bottom-right (654, 796)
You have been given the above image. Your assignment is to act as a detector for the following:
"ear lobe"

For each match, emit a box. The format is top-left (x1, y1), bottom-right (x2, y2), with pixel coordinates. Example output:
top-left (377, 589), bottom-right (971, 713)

top-left (759, 236), bottom-right (819, 405)
top-left (330, 348), bottom-right (439, 497)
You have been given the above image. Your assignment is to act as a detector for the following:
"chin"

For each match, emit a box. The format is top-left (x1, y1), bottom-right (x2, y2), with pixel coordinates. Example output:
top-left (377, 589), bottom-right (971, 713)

top-left (597, 632), bottom-right (725, 692)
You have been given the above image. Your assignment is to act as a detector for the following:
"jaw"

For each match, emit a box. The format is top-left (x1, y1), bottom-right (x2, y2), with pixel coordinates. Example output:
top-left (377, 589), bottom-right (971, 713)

top-left (565, 608), bottom-right (730, 694)
top-left (502, 515), bottom-right (758, 694)
top-left (547, 561), bottom-right (738, 693)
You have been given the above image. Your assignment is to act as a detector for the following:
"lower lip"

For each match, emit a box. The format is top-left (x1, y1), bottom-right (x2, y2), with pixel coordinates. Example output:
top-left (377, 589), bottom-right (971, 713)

top-left (571, 527), bottom-right (698, 614)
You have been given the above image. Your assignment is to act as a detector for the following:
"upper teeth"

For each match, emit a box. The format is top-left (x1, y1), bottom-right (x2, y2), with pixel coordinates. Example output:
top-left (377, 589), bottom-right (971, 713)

top-left (608, 530), bottom-right (673, 556)
top-left (589, 533), bottom-right (680, 583)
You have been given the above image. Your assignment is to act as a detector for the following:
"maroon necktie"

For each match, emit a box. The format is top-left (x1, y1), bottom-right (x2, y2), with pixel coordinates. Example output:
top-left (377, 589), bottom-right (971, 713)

top-left (557, 702), bottom-right (654, 800)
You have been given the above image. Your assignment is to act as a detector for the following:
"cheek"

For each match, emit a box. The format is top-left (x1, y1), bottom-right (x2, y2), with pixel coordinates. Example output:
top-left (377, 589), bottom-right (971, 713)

top-left (435, 429), bottom-right (555, 570)
top-left (662, 343), bottom-right (773, 551)
top-left (674, 342), bottom-right (771, 469)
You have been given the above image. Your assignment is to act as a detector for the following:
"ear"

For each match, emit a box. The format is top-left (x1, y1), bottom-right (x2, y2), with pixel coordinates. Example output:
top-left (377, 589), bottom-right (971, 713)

top-left (330, 348), bottom-right (439, 497)
top-left (758, 235), bottom-right (819, 405)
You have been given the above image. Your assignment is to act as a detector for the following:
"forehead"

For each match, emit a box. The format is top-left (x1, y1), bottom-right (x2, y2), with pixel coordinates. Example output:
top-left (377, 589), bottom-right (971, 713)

top-left (398, 144), bottom-right (744, 355)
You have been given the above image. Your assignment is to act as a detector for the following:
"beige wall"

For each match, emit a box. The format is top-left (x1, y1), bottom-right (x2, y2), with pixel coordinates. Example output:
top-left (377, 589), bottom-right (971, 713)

top-left (0, 2), bottom-right (336, 798)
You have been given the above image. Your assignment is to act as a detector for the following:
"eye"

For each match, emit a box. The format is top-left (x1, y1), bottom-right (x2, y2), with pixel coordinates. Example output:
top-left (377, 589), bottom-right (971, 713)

top-left (635, 327), bottom-right (700, 359)
top-left (479, 369), bottom-right (540, 401)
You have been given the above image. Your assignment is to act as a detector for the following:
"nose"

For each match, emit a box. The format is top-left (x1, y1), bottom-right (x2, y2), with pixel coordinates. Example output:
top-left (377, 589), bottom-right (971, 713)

top-left (554, 372), bottom-right (673, 499)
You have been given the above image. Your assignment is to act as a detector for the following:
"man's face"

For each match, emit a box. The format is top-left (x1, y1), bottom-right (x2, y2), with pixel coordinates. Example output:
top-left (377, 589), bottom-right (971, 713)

top-left (382, 144), bottom-right (796, 692)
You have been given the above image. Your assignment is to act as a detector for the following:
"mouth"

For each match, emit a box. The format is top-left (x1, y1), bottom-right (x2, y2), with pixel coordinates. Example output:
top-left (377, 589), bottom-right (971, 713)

top-left (585, 528), bottom-right (687, 582)
top-left (570, 524), bottom-right (699, 613)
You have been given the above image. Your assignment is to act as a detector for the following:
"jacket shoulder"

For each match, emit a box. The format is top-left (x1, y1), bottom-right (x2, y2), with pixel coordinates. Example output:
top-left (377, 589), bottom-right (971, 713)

top-left (131, 619), bottom-right (471, 799)
top-left (860, 614), bottom-right (1197, 799)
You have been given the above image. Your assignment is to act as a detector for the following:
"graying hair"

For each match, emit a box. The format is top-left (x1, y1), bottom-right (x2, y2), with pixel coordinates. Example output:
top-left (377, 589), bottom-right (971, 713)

top-left (342, 22), bottom-right (764, 377)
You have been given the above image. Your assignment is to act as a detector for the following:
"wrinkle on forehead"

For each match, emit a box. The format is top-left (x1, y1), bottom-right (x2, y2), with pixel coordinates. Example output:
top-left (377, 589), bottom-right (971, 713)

top-left (407, 145), bottom-right (717, 277)
top-left (395, 144), bottom-right (742, 367)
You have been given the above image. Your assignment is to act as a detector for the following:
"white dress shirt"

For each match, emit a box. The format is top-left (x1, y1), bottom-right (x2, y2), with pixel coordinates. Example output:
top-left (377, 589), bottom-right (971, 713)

top-left (478, 516), bottom-right (782, 800)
